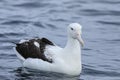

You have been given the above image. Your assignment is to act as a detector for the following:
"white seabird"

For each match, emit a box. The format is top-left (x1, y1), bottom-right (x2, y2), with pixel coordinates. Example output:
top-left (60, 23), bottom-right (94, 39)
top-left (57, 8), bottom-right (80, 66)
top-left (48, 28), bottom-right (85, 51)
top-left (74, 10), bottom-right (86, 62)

top-left (14, 23), bottom-right (84, 76)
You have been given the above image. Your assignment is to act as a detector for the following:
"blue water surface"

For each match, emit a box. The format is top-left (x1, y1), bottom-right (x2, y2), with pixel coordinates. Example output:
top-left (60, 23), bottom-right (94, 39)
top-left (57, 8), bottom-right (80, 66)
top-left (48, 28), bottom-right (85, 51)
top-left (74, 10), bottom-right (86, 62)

top-left (0, 0), bottom-right (120, 80)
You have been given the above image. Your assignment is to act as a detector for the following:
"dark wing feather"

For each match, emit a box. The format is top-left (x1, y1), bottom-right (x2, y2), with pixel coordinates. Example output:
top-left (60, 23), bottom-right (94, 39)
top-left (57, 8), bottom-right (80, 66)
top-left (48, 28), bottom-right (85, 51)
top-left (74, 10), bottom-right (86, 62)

top-left (16, 38), bottom-right (54, 63)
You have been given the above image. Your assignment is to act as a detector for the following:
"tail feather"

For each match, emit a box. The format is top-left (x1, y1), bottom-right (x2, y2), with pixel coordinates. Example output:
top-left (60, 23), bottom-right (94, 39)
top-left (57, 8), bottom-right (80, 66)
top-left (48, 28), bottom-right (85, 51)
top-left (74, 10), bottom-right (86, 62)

top-left (13, 47), bottom-right (25, 62)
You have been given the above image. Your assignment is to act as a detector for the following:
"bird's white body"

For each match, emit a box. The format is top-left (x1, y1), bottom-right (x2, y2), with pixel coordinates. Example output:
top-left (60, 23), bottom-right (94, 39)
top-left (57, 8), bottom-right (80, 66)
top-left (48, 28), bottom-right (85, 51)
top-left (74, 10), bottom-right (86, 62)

top-left (14, 23), bottom-right (83, 76)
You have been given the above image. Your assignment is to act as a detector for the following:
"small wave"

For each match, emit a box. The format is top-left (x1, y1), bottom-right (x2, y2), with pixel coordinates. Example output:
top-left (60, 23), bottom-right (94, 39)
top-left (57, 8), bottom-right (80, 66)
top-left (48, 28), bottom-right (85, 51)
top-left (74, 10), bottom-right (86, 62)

top-left (97, 21), bottom-right (120, 26)
top-left (107, 11), bottom-right (120, 16)
top-left (83, 48), bottom-right (92, 51)
top-left (13, 2), bottom-right (42, 8)
top-left (95, 0), bottom-right (120, 4)
top-left (0, 34), bottom-right (7, 38)
top-left (46, 23), bottom-right (57, 29)
top-left (108, 39), bottom-right (120, 42)
top-left (1, 20), bottom-right (30, 25)
top-left (83, 67), bottom-right (120, 77)
top-left (0, 46), bottom-right (12, 50)
top-left (13, 67), bottom-right (80, 80)
top-left (33, 22), bottom-right (45, 28)
top-left (48, 9), bottom-right (67, 14)
top-left (55, 34), bottom-right (66, 37)
top-left (5, 32), bottom-right (25, 36)
top-left (0, 38), bottom-right (20, 43)
top-left (0, 54), bottom-right (16, 59)
top-left (112, 59), bottom-right (120, 62)
top-left (67, 4), bottom-right (82, 9)
top-left (13, 2), bottom-right (57, 9)
top-left (0, 33), bottom-right (25, 42)
top-left (80, 9), bottom-right (106, 16)
top-left (80, 9), bottom-right (120, 16)
top-left (50, 18), bottom-right (66, 22)
top-left (0, 75), bottom-right (7, 80)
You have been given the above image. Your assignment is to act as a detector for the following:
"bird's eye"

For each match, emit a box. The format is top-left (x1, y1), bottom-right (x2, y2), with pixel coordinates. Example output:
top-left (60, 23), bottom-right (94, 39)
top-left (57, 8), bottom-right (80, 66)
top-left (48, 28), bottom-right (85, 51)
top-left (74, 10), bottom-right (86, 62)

top-left (71, 28), bottom-right (73, 30)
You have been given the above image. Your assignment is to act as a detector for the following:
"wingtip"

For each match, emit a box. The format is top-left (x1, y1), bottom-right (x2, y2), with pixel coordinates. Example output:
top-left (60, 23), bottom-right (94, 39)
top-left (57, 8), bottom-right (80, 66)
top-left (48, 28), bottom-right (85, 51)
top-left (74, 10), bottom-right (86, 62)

top-left (13, 47), bottom-right (25, 62)
top-left (16, 43), bottom-right (21, 46)
top-left (11, 42), bottom-right (19, 47)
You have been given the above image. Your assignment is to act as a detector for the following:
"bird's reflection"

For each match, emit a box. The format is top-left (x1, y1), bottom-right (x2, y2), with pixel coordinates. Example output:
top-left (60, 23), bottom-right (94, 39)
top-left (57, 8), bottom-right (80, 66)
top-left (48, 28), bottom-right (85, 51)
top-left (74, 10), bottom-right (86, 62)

top-left (13, 67), bottom-right (81, 80)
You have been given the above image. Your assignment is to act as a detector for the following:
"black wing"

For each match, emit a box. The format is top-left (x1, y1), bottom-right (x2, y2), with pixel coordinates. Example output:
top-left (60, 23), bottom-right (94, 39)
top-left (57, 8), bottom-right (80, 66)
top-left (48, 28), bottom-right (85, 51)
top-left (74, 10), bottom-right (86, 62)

top-left (16, 38), bottom-right (54, 63)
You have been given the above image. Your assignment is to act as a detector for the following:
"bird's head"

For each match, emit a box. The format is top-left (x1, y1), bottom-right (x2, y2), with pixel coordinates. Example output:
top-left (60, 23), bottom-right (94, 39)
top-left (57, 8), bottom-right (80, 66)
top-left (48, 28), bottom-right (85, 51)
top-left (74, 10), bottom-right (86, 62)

top-left (68, 23), bottom-right (84, 47)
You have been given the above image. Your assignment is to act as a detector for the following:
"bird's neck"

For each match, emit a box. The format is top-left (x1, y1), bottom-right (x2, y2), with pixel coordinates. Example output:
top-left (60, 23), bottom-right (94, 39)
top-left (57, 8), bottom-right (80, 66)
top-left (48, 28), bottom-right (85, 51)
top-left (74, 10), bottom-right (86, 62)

top-left (64, 36), bottom-right (80, 52)
top-left (63, 36), bottom-right (81, 63)
top-left (61, 36), bottom-right (82, 72)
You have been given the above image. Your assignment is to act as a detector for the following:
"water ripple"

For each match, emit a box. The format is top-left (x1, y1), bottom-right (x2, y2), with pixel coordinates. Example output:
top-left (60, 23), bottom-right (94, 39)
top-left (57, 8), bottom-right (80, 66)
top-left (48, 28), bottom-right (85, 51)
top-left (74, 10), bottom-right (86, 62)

top-left (13, 67), bottom-right (80, 80)
top-left (50, 18), bottom-right (67, 22)
top-left (97, 21), bottom-right (120, 25)
top-left (13, 2), bottom-right (44, 8)
top-left (95, 0), bottom-right (120, 4)
top-left (83, 68), bottom-right (120, 77)
top-left (80, 9), bottom-right (120, 16)
top-left (0, 0), bottom-right (120, 80)
top-left (0, 54), bottom-right (16, 59)
top-left (1, 20), bottom-right (30, 25)
top-left (33, 22), bottom-right (45, 28)
top-left (46, 23), bottom-right (57, 29)
top-left (83, 48), bottom-right (92, 51)
top-left (13, 2), bottom-right (57, 9)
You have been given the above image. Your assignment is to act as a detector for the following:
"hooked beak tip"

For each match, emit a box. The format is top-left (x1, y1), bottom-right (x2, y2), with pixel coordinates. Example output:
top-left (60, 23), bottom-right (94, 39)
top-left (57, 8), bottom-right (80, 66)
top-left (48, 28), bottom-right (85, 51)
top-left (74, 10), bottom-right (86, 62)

top-left (81, 41), bottom-right (84, 47)
top-left (77, 36), bottom-right (84, 47)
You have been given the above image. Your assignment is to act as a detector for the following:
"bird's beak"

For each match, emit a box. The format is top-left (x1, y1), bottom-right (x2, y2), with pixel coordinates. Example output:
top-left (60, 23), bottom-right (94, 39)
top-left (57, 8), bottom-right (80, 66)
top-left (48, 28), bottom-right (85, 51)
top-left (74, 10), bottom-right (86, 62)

top-left (77, 35), bottom-right (84, 47)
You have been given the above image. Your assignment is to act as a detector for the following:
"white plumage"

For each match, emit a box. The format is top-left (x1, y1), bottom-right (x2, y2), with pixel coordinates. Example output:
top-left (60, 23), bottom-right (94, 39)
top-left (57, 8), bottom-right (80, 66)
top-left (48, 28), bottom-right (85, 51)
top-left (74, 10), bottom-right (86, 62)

top-left (34, 41), bottom-right (40, 48)
top-left (14, 23), bottom-right (84, 76)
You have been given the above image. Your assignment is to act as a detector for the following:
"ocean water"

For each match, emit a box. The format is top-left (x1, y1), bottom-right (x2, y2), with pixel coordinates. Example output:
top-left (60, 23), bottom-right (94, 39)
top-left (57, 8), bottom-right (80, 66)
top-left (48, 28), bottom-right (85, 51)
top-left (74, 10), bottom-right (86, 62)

top-left (0, 0), bottom-right (120, 80)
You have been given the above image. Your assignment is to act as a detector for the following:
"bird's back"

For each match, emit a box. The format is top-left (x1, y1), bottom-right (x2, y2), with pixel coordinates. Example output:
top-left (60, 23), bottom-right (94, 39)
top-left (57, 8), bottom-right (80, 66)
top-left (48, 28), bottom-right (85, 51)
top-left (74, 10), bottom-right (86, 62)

top-left (15, 38), bottom-right (55, 63)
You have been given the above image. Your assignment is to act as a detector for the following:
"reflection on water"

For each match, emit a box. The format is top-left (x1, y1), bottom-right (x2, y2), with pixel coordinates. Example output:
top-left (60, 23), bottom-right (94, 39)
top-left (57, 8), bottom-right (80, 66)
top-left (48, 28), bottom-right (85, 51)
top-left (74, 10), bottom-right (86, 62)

top-left (0, 0), bottom-right (120, 80)
top-left (13, 67), bottom-right (80, 80)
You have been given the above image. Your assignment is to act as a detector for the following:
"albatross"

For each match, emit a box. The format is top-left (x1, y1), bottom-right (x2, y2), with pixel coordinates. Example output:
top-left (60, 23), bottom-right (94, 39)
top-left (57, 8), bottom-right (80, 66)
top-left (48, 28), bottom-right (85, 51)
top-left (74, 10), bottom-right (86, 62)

top-left (14, 23), bottom-right (84, 76)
